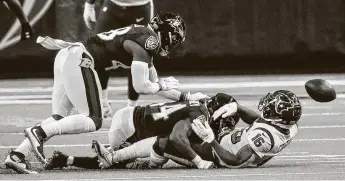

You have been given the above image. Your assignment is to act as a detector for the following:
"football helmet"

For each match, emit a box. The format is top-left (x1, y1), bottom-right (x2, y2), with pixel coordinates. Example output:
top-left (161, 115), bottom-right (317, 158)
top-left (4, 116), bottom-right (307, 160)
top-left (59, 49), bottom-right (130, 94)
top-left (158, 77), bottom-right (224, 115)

top-left (206, 93), bottom-right (240, 138)
top-left (148, 12), bottom-right (187, 56)
top-left (258, 90), bottom-right (302, 125)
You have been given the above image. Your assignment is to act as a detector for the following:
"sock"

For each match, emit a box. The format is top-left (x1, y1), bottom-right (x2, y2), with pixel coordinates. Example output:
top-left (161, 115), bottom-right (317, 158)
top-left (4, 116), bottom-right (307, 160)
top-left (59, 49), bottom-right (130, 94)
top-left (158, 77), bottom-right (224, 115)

top-left (127, 99), bottom-right (138, 107)
top-left (148, 149), bottom-right (168, 168)
top-left (112, 137), bottom-right (156, 163)
top-left (72, 156), bottom-right (100, 169)
top-left (41, 114), bottom-right (96, 138)
top-left (66, 156), bottom-right (74, 166)
top-left (15, 117), bottom-right (57, 156)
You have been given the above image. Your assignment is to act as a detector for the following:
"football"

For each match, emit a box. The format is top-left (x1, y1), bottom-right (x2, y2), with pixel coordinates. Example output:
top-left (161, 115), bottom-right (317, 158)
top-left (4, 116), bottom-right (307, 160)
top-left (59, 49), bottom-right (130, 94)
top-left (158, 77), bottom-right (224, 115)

top-left (305, 79), bottom-right (336, 102)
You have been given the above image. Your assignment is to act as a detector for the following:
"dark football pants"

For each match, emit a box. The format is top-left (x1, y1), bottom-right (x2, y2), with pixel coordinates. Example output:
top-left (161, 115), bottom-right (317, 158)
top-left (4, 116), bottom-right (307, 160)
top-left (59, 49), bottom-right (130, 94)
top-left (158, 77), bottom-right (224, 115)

top-left (95, 0), bottom-right (152, 102)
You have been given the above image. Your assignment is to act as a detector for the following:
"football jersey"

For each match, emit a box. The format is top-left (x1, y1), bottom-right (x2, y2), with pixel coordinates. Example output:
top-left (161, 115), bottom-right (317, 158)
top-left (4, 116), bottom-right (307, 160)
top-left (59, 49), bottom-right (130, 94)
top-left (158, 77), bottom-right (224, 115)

top-left (82, 24), bottom-right (160, 71)
top-left (216, 118), bottom-right (298, 168)
top-left (130, 100), bottom-right (210, 141)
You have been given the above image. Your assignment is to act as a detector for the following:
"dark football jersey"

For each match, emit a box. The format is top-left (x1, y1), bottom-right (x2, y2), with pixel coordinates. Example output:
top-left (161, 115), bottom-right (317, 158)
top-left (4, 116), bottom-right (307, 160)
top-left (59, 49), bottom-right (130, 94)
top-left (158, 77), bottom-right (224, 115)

top-left (82, 24), bottom-right (160, 71)
top-left (131, 100), bottom-right (210, 141)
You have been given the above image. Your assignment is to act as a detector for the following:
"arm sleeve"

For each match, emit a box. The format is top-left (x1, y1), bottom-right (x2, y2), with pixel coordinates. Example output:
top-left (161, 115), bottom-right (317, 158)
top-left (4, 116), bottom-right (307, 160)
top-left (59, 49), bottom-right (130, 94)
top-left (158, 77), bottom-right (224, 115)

top-left (131, 61), bottom-right (161, 94)
top-left (149, 65), bottom-right (186, 101)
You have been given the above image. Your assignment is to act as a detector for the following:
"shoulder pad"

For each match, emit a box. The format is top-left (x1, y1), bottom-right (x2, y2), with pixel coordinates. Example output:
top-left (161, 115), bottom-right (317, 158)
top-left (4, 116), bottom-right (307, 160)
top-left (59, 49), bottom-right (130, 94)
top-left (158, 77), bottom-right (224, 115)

top-left (247, 128), bottom-right (274, 157)
top-left (131, 27), bottom-right (161, 56)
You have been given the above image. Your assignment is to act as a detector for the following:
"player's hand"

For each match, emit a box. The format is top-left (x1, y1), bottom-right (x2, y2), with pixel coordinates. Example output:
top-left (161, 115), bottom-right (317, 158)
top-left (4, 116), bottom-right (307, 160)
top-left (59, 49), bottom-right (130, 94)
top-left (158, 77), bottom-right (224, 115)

top-left (102, 99), bottom-right (113, 119)
top-left (192, 155), bottom-right (214, 169)
top-left (158, 77), bottom-right (179, 91)
top-left (212, 102), bottom-right (238, 121)
top-left (191, 116), bottom-right (215, 144)
top-left (83, 2), bottom-right (96, 30)
top-left (187, 92), bottom-right (210, 101)
top-left (21, 22), bottom-right (34, 40)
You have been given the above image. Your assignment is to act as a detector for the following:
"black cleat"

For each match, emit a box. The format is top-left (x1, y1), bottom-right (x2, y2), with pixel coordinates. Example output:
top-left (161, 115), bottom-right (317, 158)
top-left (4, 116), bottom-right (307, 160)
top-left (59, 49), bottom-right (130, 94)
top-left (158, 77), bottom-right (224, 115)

top-left (44, 151), bottom-right (68, 170)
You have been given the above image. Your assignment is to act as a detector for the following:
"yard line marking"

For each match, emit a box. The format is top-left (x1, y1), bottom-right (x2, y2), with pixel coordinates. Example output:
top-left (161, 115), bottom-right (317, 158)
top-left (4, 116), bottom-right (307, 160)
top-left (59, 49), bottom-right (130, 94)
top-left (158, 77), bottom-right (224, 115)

top-left (2, 139), bottom-right (345, 149)
top-left (2, 125), bottom-right (345, 136)
top-left (1, 80), bottom-right (345, 93)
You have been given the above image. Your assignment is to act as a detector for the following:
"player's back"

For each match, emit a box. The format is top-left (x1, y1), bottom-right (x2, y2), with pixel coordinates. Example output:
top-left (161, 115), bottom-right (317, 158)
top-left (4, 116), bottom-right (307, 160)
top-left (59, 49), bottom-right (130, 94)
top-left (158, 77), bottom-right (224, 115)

top-left (82, 25), bottom-right (160, 71)
top-left (132, 100), bottom-right (209, 140)
top-left (218, 118), bottom-right (298, 168)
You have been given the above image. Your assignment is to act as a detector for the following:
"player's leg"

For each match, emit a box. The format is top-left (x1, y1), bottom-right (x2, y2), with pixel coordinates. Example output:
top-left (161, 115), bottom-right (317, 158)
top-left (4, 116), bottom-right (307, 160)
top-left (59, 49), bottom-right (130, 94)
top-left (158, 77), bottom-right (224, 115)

top-left (4, 49), bottom-right (74, 173)
top-left (25, 46), bottom-right (103, 163)
top-left (127, 71), bottom-right (140, 106)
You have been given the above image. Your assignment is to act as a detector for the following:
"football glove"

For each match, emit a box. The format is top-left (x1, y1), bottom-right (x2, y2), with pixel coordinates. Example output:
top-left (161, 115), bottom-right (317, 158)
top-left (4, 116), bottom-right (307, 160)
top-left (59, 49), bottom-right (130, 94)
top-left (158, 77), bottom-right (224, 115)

top-left (83, 2), bottom-right (96, 30)
top-left (158, 77), bottom-right (179, 91)
top-left (21, 22), bottom-right (34, 40)
top-left (212, 102), bottom-right (238, 121)
top-left (191, 155), bottom-right (214, 169)
top-left (191, 116), bottom-right (215, 144)
top-left (186, 92), bottom-right (210, 101)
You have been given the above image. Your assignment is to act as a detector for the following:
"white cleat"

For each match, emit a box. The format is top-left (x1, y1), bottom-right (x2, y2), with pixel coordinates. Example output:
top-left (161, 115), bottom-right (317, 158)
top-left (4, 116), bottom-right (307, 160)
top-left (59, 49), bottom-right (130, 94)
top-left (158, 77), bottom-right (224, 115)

top-left (4, 150), bottom-right (37, 174)
top-left (92, 140), bottom-right (113, 169)
top-left (24, 127), bottom-right (46, 164)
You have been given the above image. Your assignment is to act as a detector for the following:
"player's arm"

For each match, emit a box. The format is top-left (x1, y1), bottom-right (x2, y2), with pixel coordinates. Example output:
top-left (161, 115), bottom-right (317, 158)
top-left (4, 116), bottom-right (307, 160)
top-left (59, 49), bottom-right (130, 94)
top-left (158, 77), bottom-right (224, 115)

top-left (148, 63), bottom-right (209, 101)
top-left (3, 0), bottom-right (33, 40)
top-left (191, 119), bottom-right (258, 167)
top-left (83, 0), bottom-right (96, 29)
top-left (124, 40), bottom-right (179, 94)
top-left (169, 118), bottom-right (214, 169)
top-left (237, 104), bottom-right (260, 125)
top-left (3, 0), bottom-right (28, 24)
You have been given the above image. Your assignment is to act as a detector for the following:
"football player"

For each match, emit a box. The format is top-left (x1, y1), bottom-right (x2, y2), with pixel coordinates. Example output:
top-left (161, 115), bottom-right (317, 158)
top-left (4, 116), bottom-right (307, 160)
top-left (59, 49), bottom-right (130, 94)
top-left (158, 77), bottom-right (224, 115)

top-left (44, 93), bottom-right (239, 170)
top-left (4, 12), bottom-right (207, 174)
top-left (2, 0), bottom-right (34, 40)
top-left (83, 0), bottom-right (155, 116)
top-left (161, 90), bottom-right (302, 168)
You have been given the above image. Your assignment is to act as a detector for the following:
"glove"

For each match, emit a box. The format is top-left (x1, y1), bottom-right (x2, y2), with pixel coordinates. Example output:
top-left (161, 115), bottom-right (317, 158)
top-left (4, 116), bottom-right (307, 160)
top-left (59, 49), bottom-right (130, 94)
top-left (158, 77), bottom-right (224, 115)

top-left (102, 89), bottom-right (113, 119)
top-left (21, 22), bottom-right (34, 40)
top-left (102, 99), bottom-right (113, 119)
top-left (212, 102), bottom-right (238, 121)
top-left (186, 92), bottom-right (210, 101)
top-left (83, 2), bottom-right (96, 30)
top-left (191, 116), bottom-right (215, 144)
top-left (191, 155), bottom-right (214, 169)
top-left (158, 77), bottom-right (179, 91)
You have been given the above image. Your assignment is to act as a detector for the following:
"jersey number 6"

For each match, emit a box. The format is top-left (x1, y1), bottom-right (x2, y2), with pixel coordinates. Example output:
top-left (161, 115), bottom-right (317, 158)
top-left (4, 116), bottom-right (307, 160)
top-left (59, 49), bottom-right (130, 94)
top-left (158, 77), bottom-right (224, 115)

top-left (251, 133), bottom-right (265, 147)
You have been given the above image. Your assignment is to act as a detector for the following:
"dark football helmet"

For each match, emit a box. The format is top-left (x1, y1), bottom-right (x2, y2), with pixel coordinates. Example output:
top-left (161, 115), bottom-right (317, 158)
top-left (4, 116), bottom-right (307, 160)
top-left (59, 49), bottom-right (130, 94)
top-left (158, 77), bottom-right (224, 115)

top-left (148, 12), bottom-right (186, 56)
top-left (205, 93), bottom-right (240, 140)
top-left (258, 90), bottom-right (302, 125)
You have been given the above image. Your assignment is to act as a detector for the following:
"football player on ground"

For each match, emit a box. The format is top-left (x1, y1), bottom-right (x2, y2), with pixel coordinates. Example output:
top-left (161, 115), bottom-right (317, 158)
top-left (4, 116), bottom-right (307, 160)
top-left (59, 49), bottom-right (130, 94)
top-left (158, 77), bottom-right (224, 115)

top-left (2, 0), bottom-right (34, 40)
top-left (47, 90), bottom-right (301, 170)
top-left (154, 90), bottom-right (302, 168)
top-left (83, 0), bottom-right (154, 117)
top-left (45, 93), bottom-right (239, 170)
top-left (3, 12), bottom-right (207, 174)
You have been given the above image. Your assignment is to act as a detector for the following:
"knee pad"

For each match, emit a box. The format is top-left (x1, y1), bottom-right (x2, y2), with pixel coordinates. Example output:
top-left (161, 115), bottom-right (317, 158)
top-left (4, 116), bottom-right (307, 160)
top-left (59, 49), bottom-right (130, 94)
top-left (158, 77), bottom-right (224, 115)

top-left (90, 116), bottom-right (103, 130)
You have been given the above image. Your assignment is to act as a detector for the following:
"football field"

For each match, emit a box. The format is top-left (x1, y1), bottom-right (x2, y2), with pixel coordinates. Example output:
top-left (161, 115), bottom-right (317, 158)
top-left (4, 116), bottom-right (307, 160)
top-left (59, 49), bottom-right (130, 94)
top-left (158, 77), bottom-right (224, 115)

top-left (1, 74), bottom-right (345, 180)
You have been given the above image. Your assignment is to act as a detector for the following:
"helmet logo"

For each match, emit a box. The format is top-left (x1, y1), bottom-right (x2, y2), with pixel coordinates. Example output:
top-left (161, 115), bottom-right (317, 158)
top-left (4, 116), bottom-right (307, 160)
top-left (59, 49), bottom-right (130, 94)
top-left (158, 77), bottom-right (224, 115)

top-left (145, 36), bottom-right (159, 50)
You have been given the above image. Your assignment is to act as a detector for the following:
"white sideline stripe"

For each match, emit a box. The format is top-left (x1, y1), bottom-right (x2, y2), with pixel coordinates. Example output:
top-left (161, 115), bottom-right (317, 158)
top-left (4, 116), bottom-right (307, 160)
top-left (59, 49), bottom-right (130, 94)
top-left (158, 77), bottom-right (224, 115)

top-left (1, 79), bottom-right (345, 93)
top-left (1, 138), bottom-right (345, 149)
top-left (1, 125), bottom-right (345, 136)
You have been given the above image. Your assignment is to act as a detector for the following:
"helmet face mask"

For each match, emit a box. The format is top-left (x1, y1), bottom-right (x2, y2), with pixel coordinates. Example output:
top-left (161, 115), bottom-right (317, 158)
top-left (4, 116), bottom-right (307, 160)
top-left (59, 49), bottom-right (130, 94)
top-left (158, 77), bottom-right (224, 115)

top-left (149, 12), bottom-right (186, 57)
top-left (258, 90), bottom-right (302, 125)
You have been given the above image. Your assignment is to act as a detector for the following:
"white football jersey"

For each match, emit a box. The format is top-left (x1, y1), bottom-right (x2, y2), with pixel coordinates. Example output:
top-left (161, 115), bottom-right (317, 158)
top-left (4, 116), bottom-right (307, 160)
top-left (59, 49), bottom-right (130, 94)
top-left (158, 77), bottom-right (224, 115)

top-left (217, 118), bottom-right (298, 168)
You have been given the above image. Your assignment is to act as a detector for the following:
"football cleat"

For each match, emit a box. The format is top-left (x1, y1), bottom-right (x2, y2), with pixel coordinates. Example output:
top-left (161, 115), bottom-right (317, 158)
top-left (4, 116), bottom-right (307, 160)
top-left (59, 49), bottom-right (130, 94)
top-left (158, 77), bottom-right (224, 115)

top-left (44, 151), bottom-right (68, 170)
top-left (92, 140), bottom-right (113, 169)
top-left (4, 149), bottom-right (37, 174)
top-left (24, 127), bottom-right (46, 164)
